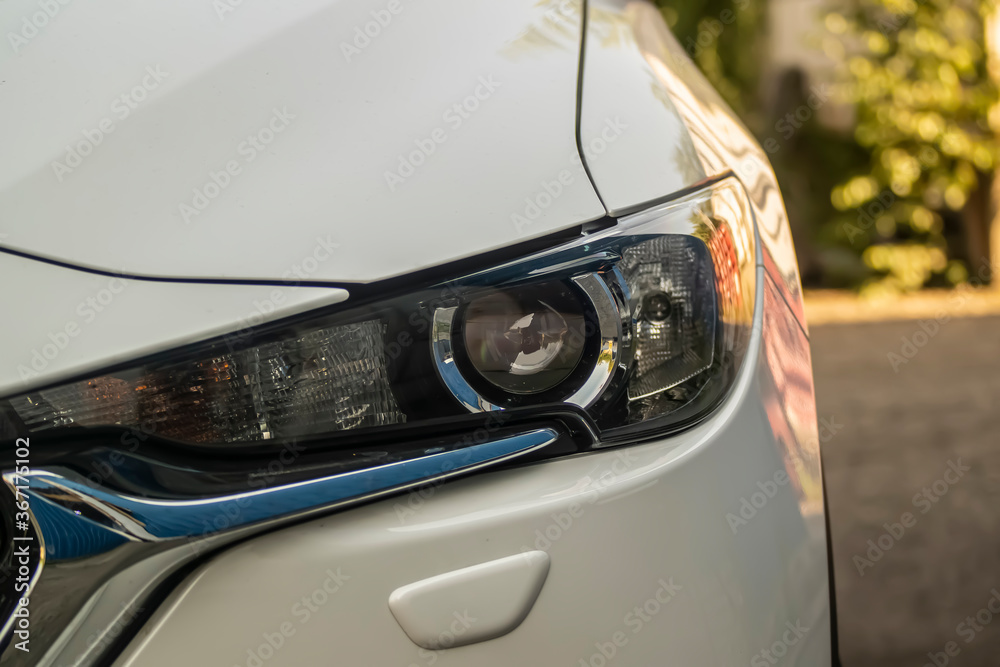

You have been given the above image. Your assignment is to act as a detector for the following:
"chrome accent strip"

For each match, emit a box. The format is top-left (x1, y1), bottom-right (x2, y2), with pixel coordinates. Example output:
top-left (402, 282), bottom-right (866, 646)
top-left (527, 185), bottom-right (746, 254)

top-left (0, 428), bottom-right (558, 666)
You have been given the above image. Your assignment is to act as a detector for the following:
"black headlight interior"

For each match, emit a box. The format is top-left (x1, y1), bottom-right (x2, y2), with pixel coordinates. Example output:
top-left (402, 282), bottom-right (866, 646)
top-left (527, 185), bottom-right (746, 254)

top-left (2, 177), bottom-right (756, 449)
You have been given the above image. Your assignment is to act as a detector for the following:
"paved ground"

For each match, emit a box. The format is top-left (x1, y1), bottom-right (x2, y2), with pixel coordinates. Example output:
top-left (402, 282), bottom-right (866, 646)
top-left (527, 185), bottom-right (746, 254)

top-left (812, 315), bottom-right (1000, 667)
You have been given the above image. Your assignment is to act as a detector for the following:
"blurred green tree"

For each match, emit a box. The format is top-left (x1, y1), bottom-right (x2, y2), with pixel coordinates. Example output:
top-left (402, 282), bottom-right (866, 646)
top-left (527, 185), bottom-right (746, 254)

top-left (658, 0), bottom-right (766, 124)
top-left (825, 0), bottom-right (1000, 294)
top-left (659, 0), bottom-right (1000, 293)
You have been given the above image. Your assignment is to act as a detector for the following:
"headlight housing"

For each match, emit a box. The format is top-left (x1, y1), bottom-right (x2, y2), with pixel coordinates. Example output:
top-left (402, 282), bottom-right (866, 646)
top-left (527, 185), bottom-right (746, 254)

top-left (4, 177), bottom-right (756, 447)
top-left (0, 176), bottom-right (759, 667)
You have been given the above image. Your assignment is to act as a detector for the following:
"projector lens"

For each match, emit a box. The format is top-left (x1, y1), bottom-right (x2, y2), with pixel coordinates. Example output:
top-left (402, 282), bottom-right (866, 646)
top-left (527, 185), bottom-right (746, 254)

top-left (461, 282), bottom-right (588, 395)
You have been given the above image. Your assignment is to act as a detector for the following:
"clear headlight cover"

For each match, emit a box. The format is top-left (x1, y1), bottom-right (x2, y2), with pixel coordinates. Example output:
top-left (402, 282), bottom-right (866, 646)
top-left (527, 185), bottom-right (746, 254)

top-left (12, 320), bottom-right (403, 444)
top-left (5, 177), bottom-right (756, 446)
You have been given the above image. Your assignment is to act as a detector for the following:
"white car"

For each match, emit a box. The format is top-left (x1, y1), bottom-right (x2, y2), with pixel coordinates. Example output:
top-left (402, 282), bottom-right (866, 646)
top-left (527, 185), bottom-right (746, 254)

top-left (0, 0), bottom-right (834, 665)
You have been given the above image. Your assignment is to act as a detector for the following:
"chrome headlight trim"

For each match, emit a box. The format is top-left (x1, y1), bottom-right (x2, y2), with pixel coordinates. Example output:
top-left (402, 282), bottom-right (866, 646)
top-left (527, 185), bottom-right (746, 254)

top-left (0, 428), bottom-right (558, 667)
top-left (430, 271), bottom-right (625, 413)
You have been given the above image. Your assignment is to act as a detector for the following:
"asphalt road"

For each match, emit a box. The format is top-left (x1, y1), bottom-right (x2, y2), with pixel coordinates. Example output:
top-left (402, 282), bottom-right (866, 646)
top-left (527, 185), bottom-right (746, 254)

top-left (812, 315), bottom-right (1000, 667)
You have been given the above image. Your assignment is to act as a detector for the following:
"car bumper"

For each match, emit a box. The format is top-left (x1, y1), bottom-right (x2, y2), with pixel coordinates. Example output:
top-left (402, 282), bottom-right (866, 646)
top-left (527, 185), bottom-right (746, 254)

top-left (112, 268), bottom-right (832, 667)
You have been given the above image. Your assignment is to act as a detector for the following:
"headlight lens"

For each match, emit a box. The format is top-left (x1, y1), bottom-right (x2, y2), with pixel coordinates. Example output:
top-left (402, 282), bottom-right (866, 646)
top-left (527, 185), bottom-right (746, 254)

top-left (4, 177), bottom-right (755, 446)
top-left (460, 281), bottom-right (588, 395)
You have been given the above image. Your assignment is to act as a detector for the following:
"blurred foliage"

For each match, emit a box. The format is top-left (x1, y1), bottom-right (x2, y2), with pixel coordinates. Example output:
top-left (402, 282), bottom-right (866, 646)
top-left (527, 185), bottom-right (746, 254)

top-left (659, 0), bottom-right (767, 121)
top-left (658, 0), bottom-right (1000, 293)
top-left (827, 0), bottom-right (999, 294)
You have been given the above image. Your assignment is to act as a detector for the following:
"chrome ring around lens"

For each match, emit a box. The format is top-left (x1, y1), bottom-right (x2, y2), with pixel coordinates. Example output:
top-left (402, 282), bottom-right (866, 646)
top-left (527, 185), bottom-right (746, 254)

top-left (565, 272), bottom-right (624, 408)
top-left (430, 272), bottom-right (623, 412)
top-left (432, 306), bottom-right (503, 412)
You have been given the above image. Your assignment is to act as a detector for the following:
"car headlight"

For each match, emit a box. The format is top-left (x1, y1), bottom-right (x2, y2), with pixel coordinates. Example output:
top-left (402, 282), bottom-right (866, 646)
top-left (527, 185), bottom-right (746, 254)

top-left (4, 176), bottom-right (755, 447)
top-left (0, 175), bottom-right (758, 667)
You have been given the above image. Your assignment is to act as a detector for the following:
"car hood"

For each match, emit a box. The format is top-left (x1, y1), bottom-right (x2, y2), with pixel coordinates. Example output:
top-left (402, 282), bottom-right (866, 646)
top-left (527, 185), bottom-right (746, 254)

top-left (0, 0), bottom-right (605, 283)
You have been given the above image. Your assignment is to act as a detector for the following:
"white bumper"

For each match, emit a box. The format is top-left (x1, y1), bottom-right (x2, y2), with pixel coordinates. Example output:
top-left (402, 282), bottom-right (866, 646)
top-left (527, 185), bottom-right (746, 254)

top-left (115, 268), bottom-right (831, 667)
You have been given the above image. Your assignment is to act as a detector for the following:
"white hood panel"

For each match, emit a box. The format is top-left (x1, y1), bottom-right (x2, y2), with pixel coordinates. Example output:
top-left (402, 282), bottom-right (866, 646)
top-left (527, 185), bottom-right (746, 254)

top-left (0, 252), bottom-right (349, 396)
top-left (0, 0), bottom-right (604, 282)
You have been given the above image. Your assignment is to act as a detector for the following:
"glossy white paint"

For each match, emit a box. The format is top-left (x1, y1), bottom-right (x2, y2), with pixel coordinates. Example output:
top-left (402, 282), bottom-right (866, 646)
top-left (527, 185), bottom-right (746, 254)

top-left (113, 268), bottom-right (831, 667)
top-left (577, 1), bottom-right (707, 210)
top-left (0, 0), bottom-right (830, 664)
top-left (579, 0), bottom-right (807, 329)
top-left (0, 0), bottom-right (604, 282)
top-left (0, 252), bottom-right (347, 396)
top-left (388, 551), bottom-right (551, 650)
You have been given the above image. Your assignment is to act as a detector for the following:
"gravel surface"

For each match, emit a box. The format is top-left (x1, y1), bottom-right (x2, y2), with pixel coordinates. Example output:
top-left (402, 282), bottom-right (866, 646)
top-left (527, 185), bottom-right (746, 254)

top-left (812, 315), bottom-right (1000, 667)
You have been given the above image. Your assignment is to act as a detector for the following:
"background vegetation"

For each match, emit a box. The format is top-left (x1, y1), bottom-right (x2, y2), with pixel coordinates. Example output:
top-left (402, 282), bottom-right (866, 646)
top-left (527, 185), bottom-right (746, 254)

top-left (657, 0), bottom-right (1000, 295)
